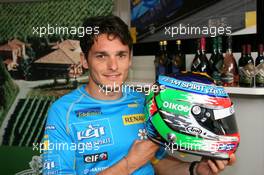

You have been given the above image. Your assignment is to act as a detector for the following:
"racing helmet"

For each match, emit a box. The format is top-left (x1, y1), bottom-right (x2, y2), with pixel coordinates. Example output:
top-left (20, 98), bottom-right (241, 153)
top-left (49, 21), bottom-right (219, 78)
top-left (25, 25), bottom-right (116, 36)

top-left (145, 72), bottom-right (240, 159)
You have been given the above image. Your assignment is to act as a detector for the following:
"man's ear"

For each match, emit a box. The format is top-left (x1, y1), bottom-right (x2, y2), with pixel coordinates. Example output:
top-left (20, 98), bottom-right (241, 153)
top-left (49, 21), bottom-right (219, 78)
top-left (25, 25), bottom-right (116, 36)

top-left (80, 52), bottom-right (88, 69)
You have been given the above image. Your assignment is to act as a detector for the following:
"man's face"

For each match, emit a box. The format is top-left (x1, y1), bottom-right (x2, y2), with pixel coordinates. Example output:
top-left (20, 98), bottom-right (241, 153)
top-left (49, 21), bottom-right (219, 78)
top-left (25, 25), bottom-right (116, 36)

top-left (86, 34), bottom-right (131, 91)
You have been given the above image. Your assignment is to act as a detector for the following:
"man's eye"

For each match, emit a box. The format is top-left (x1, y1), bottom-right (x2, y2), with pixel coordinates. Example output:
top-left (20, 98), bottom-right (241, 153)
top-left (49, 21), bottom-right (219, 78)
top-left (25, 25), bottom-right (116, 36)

top-left (96, 55), bottom-right (105, 59)
top-left (118, 54), bottom-right (127, 59)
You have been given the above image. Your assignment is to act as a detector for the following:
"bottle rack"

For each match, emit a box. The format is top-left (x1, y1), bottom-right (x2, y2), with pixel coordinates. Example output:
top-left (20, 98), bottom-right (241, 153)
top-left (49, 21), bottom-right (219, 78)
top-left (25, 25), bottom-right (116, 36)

top-left (224, 87), bottom-right (264, 95)
top-left (127, 54), bottom-right (264, 96)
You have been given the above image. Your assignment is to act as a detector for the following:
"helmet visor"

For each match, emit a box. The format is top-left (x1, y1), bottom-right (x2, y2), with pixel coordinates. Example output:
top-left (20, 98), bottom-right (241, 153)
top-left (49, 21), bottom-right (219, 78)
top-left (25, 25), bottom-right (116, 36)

top-left (191, 104), bottom-right (238, 135)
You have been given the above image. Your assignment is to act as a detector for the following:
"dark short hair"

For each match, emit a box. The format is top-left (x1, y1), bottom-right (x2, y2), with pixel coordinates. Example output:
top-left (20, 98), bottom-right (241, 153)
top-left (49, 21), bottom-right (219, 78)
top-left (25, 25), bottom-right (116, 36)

top-left (80, 15), bottom-right (133, 58)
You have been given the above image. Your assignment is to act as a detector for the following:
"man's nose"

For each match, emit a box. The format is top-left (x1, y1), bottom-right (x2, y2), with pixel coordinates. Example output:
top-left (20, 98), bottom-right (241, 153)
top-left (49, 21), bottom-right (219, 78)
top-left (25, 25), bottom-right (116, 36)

top-left (107, 57), bottom-right (118, 71)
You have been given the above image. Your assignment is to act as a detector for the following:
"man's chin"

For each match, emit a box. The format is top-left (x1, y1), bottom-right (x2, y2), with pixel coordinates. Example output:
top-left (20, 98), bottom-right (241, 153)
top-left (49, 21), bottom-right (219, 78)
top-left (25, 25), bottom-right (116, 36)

top-left (100, 82), bottom-right (123, 92)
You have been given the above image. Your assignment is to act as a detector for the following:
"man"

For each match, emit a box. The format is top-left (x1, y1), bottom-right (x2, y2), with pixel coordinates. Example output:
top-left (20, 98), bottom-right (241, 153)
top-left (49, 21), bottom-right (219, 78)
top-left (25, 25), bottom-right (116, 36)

top-left (42, 15), bottom-right (236, 175)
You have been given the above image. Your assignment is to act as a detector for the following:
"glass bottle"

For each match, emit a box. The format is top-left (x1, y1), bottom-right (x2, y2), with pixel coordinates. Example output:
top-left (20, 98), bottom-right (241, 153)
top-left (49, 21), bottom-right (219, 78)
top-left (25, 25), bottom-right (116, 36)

top-left (209, 37), bottom-right (218, 72)
top-left (163, 40), bottom-right (170, 75)
top-left (171, 40), bottom-right (185, 73)
top-left (155, 41), bottom-right (164, 80)
top-left (191, 37), bottom-right (211, 75)
top-left (255, 44), bottom-right (264, 87)
top-left (221, 36), bottom-right (239, 87)
top-left (191, 39), bottom-right (201, 71)
top-left (238, 44), bottom-right (255, 87)
top-left (211, 36), bottom-right (224, 85)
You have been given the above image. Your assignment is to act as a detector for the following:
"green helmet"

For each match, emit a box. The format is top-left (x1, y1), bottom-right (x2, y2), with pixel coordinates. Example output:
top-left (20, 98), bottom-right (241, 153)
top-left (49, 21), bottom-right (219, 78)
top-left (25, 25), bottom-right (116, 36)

top-left (145, 72), bottom-right (240, 159)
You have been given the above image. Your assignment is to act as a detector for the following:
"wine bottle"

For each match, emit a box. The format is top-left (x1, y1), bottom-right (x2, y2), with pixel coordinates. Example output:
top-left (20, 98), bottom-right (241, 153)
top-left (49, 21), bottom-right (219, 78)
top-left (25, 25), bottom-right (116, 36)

top-left (209, 37), bottom-right (218, 71)
top-left (238, 44), bottom-right (255, 87)
top-left (255, 44), bottom-right (264, 87)
top-left (191, 37), bottom-right (211, 75)
top-left (221, 36), bottom-right (239, 87)
top-left (155, 41), bottom-right (164, 80)
top-left (211, 36), bottom-right (224, 85)
top-left (163, 40), bottom-right (170, 74)
top-left (171, 40), bottom-right (185, 73)
top-left (192, 39), bottom-right (201, 70)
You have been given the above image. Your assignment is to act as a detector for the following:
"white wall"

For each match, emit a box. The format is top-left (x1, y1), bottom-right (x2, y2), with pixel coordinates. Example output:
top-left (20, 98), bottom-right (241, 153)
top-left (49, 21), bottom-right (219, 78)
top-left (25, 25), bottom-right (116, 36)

top-left (113, 0), bottom-right (130, 26)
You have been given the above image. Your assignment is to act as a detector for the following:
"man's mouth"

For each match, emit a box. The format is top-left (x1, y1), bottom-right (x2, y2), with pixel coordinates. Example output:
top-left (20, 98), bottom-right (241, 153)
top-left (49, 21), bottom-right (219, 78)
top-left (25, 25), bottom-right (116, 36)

top-left (103, 74), bottom-right (122, 80)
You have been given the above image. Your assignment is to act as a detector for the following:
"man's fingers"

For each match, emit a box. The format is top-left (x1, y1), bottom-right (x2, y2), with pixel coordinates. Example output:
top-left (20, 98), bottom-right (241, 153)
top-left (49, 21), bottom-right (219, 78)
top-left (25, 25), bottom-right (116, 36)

top-left (207, 159), bottom-right (219, 174)
top-left (228, 154), bottom-right (236, 166)
top-left (145, 140), bottom-right (160, 149)
top-left (214, 160), bottom-right (226, 172)
top-left (197, 155), bottom-right (236, 175)
top-left (133, 139), bottom-right (159, 151)
top-left (223, 160), bottom-right (229, 166)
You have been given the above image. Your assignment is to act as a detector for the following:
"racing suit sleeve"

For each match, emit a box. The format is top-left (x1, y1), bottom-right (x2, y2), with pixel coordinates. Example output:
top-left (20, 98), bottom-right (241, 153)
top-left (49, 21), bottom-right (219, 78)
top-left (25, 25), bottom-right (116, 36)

top-left (42, 103), bottom-right (76, 175)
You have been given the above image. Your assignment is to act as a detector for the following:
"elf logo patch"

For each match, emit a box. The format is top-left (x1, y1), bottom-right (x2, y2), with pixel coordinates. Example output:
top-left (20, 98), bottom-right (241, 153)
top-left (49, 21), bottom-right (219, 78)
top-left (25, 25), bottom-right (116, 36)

top-left (84, 152), bottom-right (108, 163)
top-left (75, 107), bottom-right (101, 117)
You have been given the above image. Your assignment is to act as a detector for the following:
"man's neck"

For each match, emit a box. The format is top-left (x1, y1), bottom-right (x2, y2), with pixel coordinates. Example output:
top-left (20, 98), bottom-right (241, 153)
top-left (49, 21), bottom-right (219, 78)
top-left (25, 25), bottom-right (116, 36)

top-left (85, 81), bottom-right (123, 101)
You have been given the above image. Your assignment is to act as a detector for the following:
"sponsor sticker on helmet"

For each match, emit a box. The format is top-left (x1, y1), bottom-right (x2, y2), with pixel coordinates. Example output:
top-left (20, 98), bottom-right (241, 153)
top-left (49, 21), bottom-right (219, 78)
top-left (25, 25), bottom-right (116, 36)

top-left (218, 143), bottom-right (236, 151)
top-left (213, 105), bottom-right (235, 120)
top-left (162, 101), bottom-right (190, 115)
top-left (159, 75), bottom-right (228, 97)
top-left (148, 98), bottom-right (158, 116)
top-left (186, 126), bottom-right (202, 135)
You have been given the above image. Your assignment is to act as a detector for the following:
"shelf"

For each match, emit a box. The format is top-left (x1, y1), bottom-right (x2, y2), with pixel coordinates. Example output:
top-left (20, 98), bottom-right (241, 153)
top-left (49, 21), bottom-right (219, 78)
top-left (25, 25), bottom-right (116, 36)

top-left (126, 80), bottom-right (264, 96)
top-left (224, 87), bottom-right (264, 95)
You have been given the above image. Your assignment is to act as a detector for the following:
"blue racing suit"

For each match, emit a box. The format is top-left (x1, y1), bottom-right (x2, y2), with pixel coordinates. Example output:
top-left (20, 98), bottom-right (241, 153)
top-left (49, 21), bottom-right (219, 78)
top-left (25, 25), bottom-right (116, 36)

top-left (42, 85), bottom-right (165, 175)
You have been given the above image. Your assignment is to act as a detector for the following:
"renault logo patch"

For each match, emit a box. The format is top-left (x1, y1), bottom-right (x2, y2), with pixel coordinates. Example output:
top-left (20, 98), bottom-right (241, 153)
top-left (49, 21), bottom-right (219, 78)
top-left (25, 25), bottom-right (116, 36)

top-left (122, 114), bottom-right (145, 125)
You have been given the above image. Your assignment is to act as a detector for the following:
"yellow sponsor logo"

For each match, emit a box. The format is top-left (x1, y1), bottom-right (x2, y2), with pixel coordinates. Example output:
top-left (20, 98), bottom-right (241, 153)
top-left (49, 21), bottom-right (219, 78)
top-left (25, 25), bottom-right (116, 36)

top-left (43, 140), bottom-right (49, 151)
top-left (122, 114), bottom-right (145, 125)
top-left (128, 103), bottom-right (139, 108)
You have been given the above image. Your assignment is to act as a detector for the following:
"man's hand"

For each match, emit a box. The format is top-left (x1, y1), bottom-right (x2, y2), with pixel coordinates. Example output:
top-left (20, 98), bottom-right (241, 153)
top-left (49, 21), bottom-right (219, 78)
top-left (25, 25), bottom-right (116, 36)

top-left (195, 154), bottom-right (236, 175)
top-left (126, 139), bottom-right (160, 174)
top-left (98, 139), bottom-right (159, 175)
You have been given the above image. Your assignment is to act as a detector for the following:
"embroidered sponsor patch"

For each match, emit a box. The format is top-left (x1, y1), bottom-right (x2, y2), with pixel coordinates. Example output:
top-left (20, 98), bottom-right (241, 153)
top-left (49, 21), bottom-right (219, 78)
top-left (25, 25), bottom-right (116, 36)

top-left (138, 128), bottom-right (148, 140)
top-left (42, 155), bottom-right (61, 174)
top-left (75, 107), bottom-right (101, 117)
top-left (45, 125), bottom-right (56, 130)
top-left (128, 102), bottom-right (139, 108)
top-left (122, 114), bottom-right (145, 125)
top-left (72, 118), bottom-right (114, 149)
top-left (83, 166), bottom-right (108, 174)
top-left (83, 152), bottom-right (108, 163)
